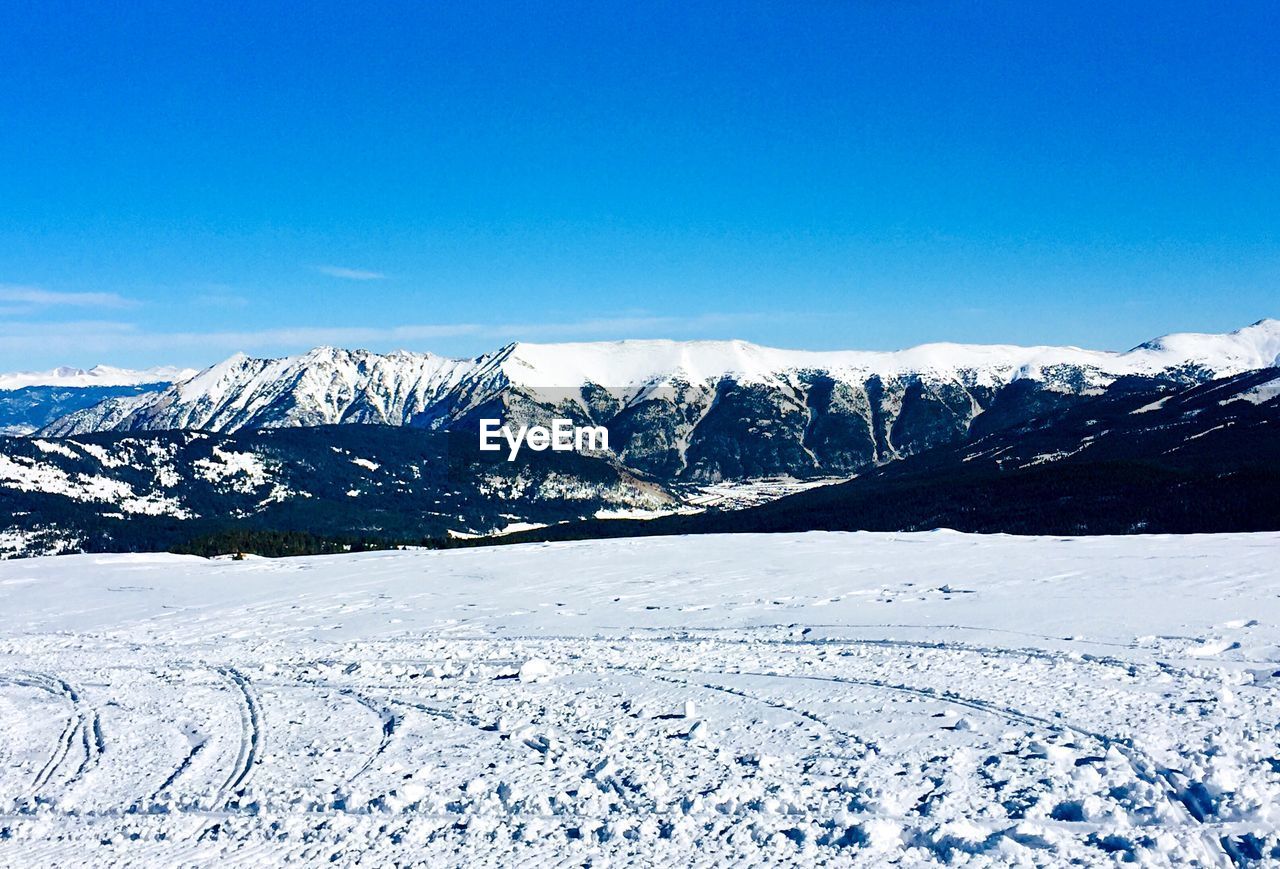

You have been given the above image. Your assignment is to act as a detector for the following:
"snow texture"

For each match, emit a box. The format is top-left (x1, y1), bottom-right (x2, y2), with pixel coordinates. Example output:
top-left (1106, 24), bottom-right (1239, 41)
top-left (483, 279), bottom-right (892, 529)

top-left (0, 531), bottom-right (1278, 866)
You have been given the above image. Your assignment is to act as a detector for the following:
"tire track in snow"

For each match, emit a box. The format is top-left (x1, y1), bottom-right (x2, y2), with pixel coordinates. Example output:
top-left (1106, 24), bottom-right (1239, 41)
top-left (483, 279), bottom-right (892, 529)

top-left (21, 680), bottom-right (78, 799)
top-left (658, 666), bottom-right (1231, 867)
top-left (502, 628), bottom-right (1230, 859)
top-left (72, 699), bottom-right (105, 783)
top-left (386, 696), bottom-right (484, 728)
top-left (213, 667), bottom-right (261, 809)
top-left (0, 672), bottom-right (102, 801)
top-left (492, 629), bottom-right (1139, 673)
top-left (282, 674), bottom-right (452, 786)
top-left (147, 739), bottom-right (207, 805)
top-left (635, 669), bottom-right (875, 755)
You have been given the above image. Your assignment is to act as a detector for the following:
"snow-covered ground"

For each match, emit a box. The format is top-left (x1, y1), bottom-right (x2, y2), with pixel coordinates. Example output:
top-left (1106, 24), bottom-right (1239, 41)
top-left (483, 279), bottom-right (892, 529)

top-left (1, 531), bottom-right (1278, 866)
top-left (680, 475), bottom-right (853, 510)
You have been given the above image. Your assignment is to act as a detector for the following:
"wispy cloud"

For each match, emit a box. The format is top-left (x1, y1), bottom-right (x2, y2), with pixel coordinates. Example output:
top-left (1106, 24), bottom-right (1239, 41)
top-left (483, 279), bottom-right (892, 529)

top-left (0, 284), bottom-right (137, 309)
top-left (0, 312), bottom-right (771, 364)
top-left (315, 265), bottom-right (387, 281)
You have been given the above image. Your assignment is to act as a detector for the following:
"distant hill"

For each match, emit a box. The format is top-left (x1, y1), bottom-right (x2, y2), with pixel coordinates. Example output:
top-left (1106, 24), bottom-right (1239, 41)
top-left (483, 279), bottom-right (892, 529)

top-left (0, 426), bottom-right (676, 557)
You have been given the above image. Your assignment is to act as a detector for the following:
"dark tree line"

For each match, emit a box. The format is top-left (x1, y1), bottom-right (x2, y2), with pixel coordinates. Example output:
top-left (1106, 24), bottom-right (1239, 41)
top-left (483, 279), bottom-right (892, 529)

top-left (170, 528), bottom-right (445, 558)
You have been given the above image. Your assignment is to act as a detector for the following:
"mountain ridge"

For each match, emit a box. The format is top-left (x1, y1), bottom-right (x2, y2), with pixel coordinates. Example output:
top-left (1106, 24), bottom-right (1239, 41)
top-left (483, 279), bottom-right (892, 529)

top-left (39, 319), bottom-right (1280, 438)
top-left (491, 366), bottom-right (1280, 543)
top-left (25, 319), bottom-right (1279, 488)
top-left (498, 318), bottom-right (1280, 386)
top-left (0, 364), bottom-right (196, 391)
top-left (20, 318), bottom-right (1280, 397)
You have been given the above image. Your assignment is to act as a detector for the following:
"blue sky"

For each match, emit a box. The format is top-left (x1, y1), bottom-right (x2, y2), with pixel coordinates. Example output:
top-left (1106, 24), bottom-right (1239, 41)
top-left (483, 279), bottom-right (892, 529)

top-left (1, 1), bottom-right (1276, 370)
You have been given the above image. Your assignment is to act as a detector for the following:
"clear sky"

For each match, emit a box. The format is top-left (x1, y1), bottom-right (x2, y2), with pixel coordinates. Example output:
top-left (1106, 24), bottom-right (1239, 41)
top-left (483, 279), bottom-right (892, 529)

top-left (1, 1), bottom-right (1276, 370)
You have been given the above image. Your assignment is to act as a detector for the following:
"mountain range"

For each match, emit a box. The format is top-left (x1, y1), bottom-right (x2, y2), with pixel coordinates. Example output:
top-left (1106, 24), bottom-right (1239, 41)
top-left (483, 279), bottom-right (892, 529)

top-left (0, 365), bottom-right (195, 436)
top-left (2, 319), bottom-right (1277, 555)
top-left (35, 320), bottom-right (1280, 479)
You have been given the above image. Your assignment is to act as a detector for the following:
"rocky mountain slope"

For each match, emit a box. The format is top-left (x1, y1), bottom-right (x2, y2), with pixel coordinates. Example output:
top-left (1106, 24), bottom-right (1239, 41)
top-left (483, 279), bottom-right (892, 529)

top-left (499, 367), bottom-right (1280, 541)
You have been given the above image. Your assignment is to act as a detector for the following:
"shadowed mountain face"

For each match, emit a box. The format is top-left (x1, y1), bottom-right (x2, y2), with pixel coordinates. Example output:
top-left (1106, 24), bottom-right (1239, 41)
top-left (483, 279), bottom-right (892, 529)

top-left (588, 374), bottom-right (1000, 481)
top-left (492, 368), bottom-right (1280, 542)
top-left (0, 384), bottom-right (174, 436)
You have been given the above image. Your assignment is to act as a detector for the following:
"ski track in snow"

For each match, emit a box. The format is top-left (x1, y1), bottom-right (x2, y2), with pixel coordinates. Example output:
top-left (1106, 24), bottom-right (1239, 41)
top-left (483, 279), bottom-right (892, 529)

top-left (214, 667), bottom-right (261, 810)
top-left (0, 531), bottom-right (1278, 866)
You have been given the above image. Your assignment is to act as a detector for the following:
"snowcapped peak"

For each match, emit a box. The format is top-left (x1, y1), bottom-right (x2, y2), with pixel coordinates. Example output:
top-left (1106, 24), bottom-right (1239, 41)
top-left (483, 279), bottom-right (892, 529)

top-left (0, 364), bottom-right (197, 391)
top-left (212, 321), bottom-right (1280, 393)
top-left (297, 345), bottom-right (352, 361)
top-left (174, 354), bottom-right (266, 402)
top-left (211, 352), bottom-right (252, 368)
top-left (501, 338), bottom-right (826, 387)
top-left (1126, 318), bottom-right (1280, 372)
top-left (496, 337), bottom-right (1071, 388)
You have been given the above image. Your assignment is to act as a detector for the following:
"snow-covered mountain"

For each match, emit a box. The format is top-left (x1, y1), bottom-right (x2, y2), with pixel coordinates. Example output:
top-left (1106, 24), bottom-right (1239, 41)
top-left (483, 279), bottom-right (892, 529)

top-left (49, 348), bottom-right (479, 434)
top-left (3, 361), bottom-right (1276, 556)
top-left (497, 317), bottom-right (1280, 388)
top-left (0, 364), bottom-right (196, 391)
top-left (36, 319), bottom-right (1280, 481)
top-left (512, 366), bottom-right (1280, 542)
top-left (0, 365), bottom-right (197, 437)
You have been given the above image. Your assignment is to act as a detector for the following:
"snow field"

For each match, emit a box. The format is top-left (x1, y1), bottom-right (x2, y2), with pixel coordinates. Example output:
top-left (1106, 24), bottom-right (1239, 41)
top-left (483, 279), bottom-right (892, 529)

top-left (0, 531), bottom-right (1278, 866)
